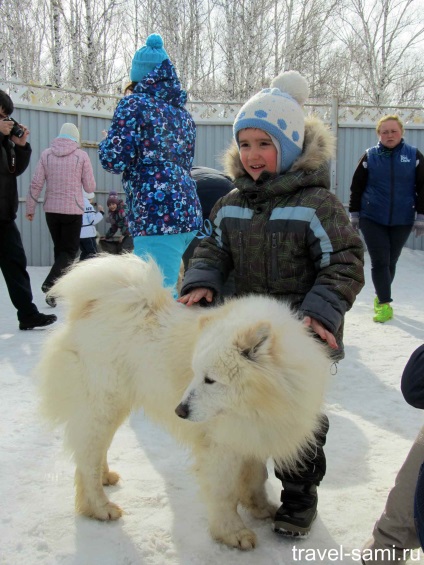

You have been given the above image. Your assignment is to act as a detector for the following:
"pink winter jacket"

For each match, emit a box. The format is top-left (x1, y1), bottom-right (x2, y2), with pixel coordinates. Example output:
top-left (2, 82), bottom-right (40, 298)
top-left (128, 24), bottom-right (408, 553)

top-left (26, 137), bottom-right (96, 216)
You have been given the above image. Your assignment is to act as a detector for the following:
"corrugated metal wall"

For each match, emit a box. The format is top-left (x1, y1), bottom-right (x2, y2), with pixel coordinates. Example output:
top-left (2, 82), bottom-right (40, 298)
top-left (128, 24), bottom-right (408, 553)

top-left (12, 107), bottom-right (424, 265)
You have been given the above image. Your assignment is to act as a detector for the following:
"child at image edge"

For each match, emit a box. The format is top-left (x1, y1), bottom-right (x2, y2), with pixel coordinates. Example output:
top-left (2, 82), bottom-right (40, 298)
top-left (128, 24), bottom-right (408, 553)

top-left (179, 71), bottom-right (365, 537)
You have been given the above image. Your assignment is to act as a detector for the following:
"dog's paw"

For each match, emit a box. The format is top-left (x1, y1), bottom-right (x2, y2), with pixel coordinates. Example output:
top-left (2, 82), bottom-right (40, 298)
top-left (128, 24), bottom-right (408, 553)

top-left (81, 501), bottom-right (123, 521)
top-left (218, 528), bottom-right (257, 550)
top-left (102, 470), bottom-right (120, 486)
top-left (98, 501), bottom-right (123, 521)
top-left (249, 502), bottom-right (279, 520)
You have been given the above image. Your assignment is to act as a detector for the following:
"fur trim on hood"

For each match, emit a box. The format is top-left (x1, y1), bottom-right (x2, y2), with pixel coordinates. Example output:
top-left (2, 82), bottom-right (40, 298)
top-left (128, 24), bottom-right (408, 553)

top-left (223, 115), bottom-right (336, 180)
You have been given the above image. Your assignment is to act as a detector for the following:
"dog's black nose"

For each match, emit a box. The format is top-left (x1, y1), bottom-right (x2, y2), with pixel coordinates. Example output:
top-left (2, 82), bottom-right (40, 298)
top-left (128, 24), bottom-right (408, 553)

top-left (175, 403), bottom-right (189, 419)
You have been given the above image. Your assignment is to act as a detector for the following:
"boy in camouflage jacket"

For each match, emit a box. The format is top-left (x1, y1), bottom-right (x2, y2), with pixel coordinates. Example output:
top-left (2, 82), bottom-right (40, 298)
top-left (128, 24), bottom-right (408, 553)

top-left (179, 71), bottom-right (364, 538)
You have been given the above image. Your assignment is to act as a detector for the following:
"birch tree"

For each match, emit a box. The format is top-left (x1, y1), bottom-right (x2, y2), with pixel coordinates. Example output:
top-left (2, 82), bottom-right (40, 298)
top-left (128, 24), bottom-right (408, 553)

top-left (0, 0), bottom-right (422, 105)
top-left (50, 0), bottom-right (62, 86)
top-left (333, 0), bottom-right (424, 104)
top-left (215, 0), bottom-right (274, 100)
top-left (0, 0), bottom-right (47, 81)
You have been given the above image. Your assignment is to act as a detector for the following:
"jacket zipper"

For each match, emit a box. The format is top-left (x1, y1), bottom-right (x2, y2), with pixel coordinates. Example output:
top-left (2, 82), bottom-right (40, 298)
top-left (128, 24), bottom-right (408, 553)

top-left (389, 152), bottom-right (394, 224)
top-left (238, 231), bottom-right (244, 276)
top-left (271, 233), bottom-right (278, 281)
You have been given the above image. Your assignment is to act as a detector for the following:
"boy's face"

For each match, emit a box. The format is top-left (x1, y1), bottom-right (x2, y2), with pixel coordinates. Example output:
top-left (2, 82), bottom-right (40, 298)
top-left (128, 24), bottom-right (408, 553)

top-left (238, 128), bottom-right (278, 181)
top-left (108, 203), bottom-right (117, 212)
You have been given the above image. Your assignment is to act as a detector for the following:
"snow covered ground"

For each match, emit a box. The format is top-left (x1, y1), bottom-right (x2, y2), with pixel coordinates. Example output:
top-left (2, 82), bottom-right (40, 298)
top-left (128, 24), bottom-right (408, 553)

top-left (1, 249), bottom-right (424, 565)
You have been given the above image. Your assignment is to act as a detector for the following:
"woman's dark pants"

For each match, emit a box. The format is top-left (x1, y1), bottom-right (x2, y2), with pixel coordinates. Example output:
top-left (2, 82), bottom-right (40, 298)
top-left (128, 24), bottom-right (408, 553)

top-left (359, 217), bottom-right (412, 304)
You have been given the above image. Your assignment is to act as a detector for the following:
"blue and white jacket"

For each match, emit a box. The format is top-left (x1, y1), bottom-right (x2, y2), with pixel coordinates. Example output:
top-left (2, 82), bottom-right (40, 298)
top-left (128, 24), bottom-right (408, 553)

top-left (98, 59), bottom-right (202, 237)
top-left (80, 197), bottom-right (104, 239)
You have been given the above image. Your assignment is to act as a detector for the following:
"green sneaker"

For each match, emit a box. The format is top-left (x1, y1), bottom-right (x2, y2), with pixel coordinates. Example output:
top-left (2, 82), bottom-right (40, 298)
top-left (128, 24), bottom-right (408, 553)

top-left (373, 303), bottom-right (393, 323)
top-left (373, 297), bottom-right (380, 312)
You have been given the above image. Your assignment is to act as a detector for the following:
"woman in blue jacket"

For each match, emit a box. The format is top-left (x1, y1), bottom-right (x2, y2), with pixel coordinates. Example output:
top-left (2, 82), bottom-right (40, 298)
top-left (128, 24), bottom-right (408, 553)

top-left (349, 115), bottom-right (424, 323)
top-left (99, 34), bottom-right (202, 297)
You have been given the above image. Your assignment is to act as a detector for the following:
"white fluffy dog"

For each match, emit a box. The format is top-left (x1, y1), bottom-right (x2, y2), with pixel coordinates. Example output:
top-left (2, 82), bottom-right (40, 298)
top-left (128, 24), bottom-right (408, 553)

top-left (38, 253), bottom-right (330, 550)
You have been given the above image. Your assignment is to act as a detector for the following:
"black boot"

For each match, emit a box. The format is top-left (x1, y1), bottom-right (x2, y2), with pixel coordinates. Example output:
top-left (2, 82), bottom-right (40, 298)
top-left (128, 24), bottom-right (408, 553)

top-left (19, 312), bottom-right (57, 330)
top-left (274, 414), bottom-right (329, 537)
top-left (274, 482), bottom-right (318, 537)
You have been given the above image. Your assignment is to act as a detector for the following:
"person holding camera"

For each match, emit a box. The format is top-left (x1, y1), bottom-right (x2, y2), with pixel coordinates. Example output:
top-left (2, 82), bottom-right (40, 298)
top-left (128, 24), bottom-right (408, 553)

top-left (0, 90), bottom-right (57, 330)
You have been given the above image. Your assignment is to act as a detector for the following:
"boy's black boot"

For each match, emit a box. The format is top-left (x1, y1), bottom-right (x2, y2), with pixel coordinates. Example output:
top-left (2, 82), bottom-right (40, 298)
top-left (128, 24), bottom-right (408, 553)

top-left (274, 482), bottom-right (318, 537)
top-left (274, 413), bottom-right (329, 537)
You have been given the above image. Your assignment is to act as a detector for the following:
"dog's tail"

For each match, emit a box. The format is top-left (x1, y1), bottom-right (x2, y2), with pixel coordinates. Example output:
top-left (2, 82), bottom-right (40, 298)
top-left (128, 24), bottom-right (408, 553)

top-left (51, 253), bottom-right (173, 322)
top-left (38, 254), bottom-right (173, 427)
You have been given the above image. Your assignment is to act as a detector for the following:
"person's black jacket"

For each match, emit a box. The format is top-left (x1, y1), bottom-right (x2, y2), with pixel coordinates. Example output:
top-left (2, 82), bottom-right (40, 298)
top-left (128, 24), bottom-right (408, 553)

top-left (401, 344), bottom-right (424, 409)
top-left (0, 132), bottom-right (31, 223)
top-left (191, 166), bottom-right (234, 218)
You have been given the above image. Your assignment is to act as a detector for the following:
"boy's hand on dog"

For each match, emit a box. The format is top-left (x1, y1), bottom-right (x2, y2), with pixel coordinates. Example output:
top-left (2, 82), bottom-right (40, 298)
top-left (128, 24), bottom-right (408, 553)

top-left (303, 316), bottom-right (338, 350)
top-left (178, 288), bottom-right (213, 306)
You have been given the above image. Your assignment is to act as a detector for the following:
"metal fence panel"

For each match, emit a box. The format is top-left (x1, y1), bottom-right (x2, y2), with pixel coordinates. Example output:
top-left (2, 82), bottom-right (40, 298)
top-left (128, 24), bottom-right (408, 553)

top-left (7, 101), bottom-right (424, 265)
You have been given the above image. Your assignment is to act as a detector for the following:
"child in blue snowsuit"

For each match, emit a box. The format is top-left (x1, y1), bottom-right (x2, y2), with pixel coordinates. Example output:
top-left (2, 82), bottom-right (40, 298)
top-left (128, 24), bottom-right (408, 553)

top-left (98, 33), bottom-right (202, 296)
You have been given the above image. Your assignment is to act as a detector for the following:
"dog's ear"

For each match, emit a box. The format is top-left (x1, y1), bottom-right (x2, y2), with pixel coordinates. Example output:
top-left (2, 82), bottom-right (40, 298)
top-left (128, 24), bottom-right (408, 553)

top-left (235, 322), bottom-right (272, 362)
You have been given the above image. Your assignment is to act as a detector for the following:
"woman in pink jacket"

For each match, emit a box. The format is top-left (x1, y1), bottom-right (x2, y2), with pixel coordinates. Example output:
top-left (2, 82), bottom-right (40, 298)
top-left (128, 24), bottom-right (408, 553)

top-left (26, 123), bottom-right (96, 306)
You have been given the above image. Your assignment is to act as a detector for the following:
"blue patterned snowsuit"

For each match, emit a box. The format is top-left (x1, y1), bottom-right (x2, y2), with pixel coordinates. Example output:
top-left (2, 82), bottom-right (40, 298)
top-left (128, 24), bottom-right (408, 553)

top-left (98, 59), bottom-right (202, 238)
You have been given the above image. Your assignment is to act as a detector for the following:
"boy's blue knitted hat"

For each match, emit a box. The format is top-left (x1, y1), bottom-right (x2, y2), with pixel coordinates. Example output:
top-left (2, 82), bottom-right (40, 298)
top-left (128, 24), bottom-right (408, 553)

top-left (130, 34), bottom-right (169, 82)
top-left (233, 71), bottom-right (309, 173)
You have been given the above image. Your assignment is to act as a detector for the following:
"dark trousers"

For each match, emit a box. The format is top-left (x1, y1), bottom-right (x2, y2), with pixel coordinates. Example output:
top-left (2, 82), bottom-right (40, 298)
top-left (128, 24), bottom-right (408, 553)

top-left (0, 221), bottom-right (38, 321)
top-left (275, 414), bottom-right (329, 486)
top-left (359, 217), bottom-right (412, 303)
top-left (44, 213), bottom-right (82, 290)
top-left (99, 236), bottom-right (134, 255)
top-left (79, 237), bottom-right (98, 261)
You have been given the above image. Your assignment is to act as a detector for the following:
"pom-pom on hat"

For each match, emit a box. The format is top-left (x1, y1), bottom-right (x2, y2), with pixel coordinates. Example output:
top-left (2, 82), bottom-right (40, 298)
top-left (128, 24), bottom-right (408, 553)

top-left (107, 191), bottom-right (120, 206)
top-left (83, 191), bottom-right (95, 200)
top-left (130, 33), bottom-right (169, 82)
top-left (58, 122), bottom-right (80, 143)
top-left (233, 70), bottom-right (309, 173)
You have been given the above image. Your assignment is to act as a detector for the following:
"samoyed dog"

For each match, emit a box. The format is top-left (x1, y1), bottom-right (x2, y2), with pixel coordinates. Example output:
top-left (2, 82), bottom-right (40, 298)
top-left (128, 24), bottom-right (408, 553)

top-left (38, 253), bottom-right (330, 550)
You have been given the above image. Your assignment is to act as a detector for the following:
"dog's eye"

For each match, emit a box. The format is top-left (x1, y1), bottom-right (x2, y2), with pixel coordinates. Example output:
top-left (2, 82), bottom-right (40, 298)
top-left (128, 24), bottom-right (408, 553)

top-left (204, 376), bottom-right (215, 384)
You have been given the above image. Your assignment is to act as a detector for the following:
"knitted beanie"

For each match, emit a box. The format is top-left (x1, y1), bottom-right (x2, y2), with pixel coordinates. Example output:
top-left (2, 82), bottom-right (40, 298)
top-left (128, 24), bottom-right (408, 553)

top-left (107, 191), bottom-right (119, 206)
top-left (130, 34), bottom-right (169, 82)
top-left (58, 122), bottom-right (80, 143)
top-left (233, 71), bottom-right (309, 173)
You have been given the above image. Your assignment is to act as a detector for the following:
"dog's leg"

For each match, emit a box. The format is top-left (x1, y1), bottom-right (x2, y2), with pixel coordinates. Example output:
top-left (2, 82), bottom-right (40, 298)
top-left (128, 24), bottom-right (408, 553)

top-left (102, 453), bottom-right (120, 486)
top-left (238, 459), bottom-right (278, 519)
top-left (195, 446), bottom-right (257, 550)
top-left (70, 411), bottom-right (126, 521)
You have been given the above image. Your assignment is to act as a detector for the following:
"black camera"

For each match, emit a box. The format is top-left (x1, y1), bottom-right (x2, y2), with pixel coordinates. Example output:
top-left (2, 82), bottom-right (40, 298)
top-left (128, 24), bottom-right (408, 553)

top-left (4, 117), bottom-right (24, 138)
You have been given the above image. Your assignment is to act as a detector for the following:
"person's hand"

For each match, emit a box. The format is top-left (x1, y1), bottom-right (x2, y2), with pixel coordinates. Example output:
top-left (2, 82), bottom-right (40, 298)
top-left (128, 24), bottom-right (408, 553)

top-left (118, 236), bottom-right (124, 243)
top-left (349, 212), bottom-right (360, 232)
top-left (414, 214), bottom-right (424, 237)
top-left (177, 288), bottom-right (213, 306)
top-left (101, 130), bottom-right (108, 139)
top-left (303, 316), bottom-right (338, 350)
top-left (26, 213), bottom-right (34, 221)
top-left (12, 124), bottom-right (29, 146)
top-left (0, 118), bottom-right (14, 137)
top-left (100, 236), bottom-right (106, 240)
top-left (97, 204), bottom-right (104, 213)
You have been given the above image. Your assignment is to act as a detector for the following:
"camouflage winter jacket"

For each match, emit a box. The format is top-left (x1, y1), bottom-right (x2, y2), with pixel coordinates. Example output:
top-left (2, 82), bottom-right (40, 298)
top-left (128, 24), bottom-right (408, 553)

top-left (181, 116), bottom-right (365, 349)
